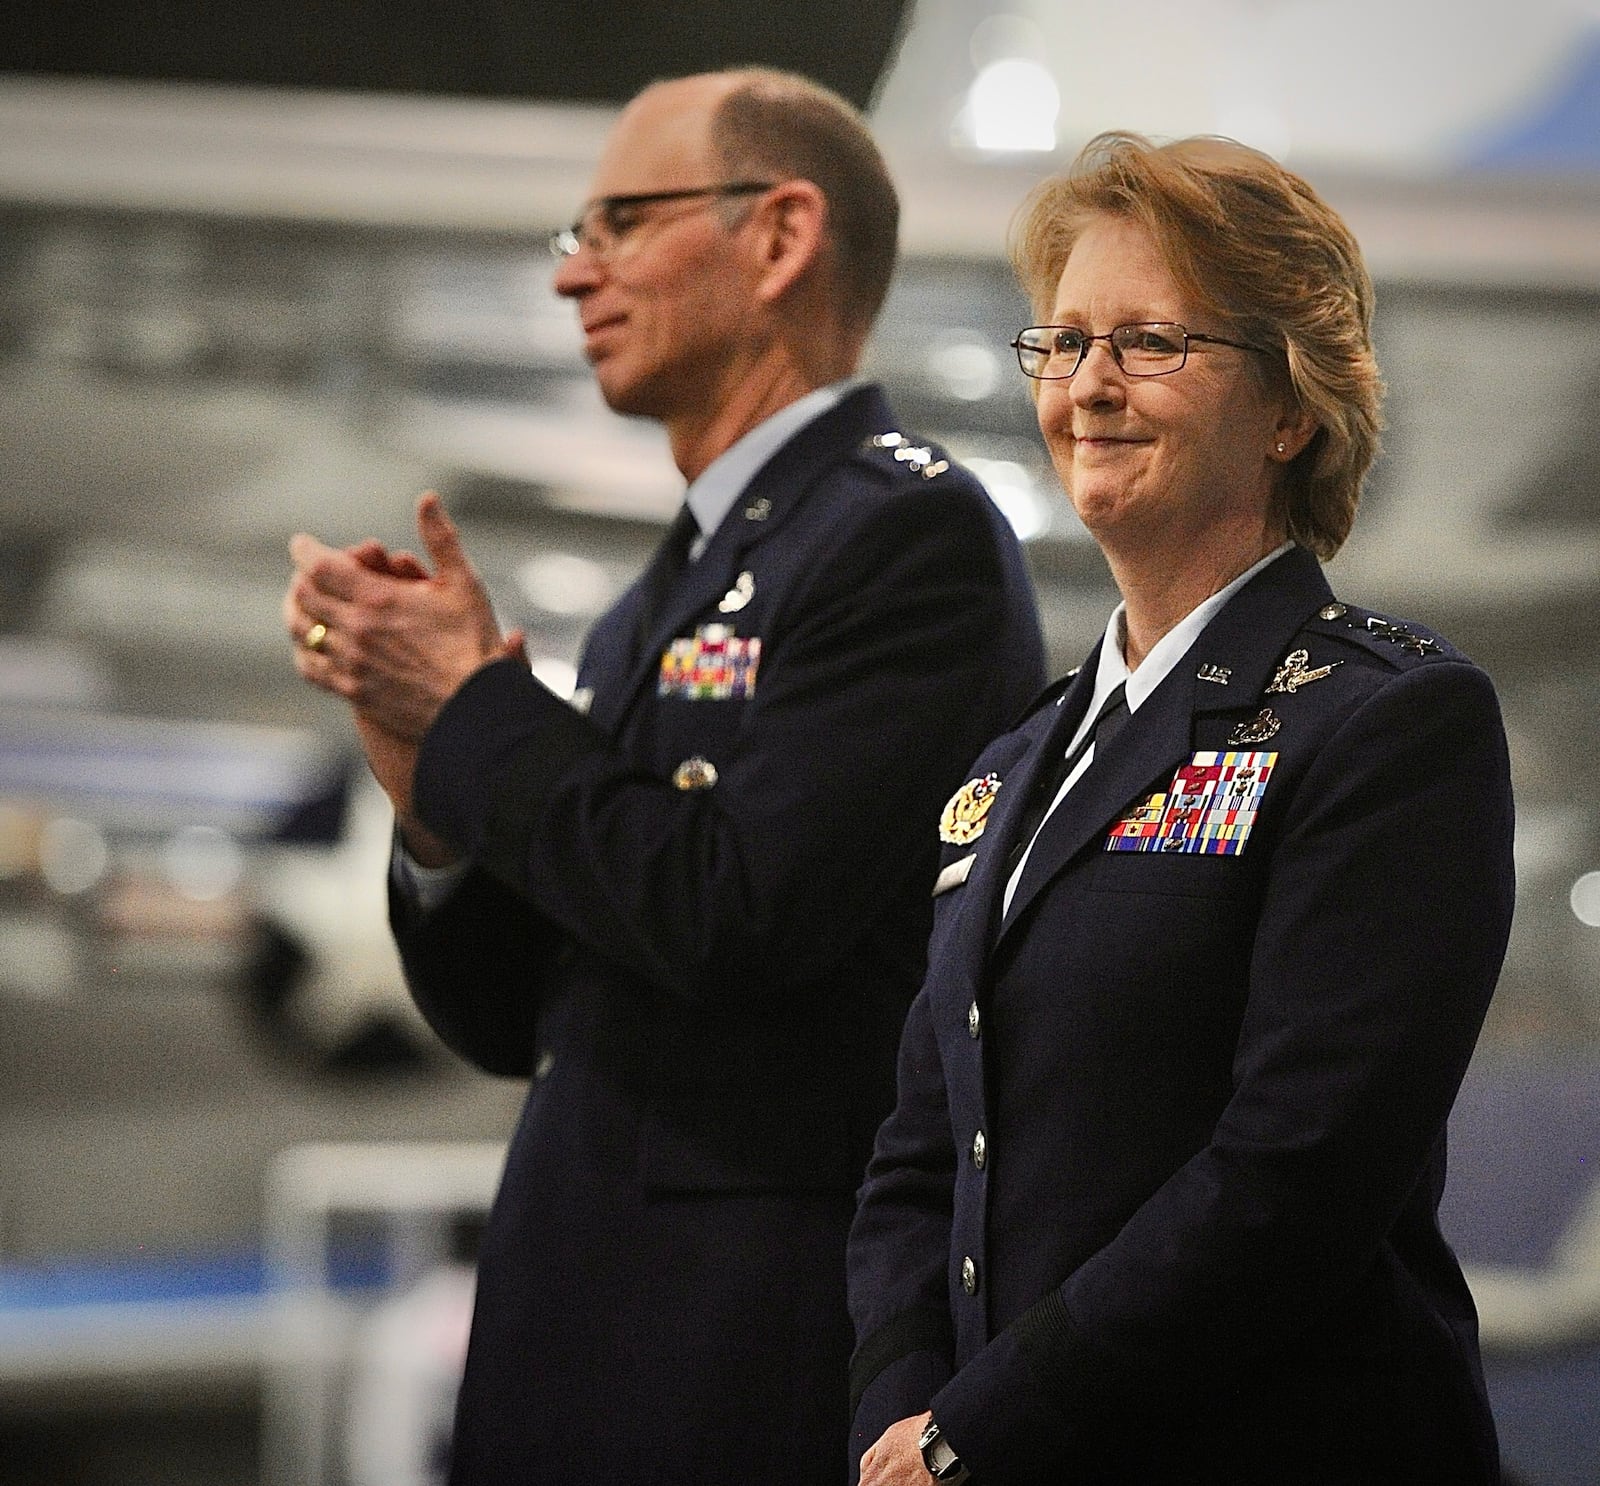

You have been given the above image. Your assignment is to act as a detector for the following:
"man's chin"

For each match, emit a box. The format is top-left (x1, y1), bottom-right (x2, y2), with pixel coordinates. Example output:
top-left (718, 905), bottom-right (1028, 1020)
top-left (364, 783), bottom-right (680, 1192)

top-left (592, 367), bottom-right (663, 421)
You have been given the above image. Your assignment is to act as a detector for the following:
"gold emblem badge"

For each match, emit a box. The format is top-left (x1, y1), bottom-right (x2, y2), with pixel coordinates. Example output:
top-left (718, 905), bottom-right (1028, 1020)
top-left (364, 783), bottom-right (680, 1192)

top-left (1266, 648), bottom-right (1342, 695)
top-left (939, 773), bottom-right (1003, 845)
top-left (671, 756), bottom-right (719, 791)
top-left (1229, 708), bottom-right (1282, 745)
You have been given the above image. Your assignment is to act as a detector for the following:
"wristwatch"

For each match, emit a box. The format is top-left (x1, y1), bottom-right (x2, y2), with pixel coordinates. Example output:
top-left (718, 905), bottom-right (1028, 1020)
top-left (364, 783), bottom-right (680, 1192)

top-left (917, 1416), bottom-right (970, 1483)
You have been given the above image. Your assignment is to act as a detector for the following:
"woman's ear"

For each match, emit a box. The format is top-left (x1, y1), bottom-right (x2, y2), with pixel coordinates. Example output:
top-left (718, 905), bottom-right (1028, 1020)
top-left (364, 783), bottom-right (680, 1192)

top-left (1271, 402), bottom-right (1319, 463)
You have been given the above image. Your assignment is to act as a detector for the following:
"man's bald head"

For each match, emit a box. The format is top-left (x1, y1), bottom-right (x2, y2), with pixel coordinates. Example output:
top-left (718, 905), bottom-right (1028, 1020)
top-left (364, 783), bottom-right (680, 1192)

top-left (653, 67), bottom-right (899, 337)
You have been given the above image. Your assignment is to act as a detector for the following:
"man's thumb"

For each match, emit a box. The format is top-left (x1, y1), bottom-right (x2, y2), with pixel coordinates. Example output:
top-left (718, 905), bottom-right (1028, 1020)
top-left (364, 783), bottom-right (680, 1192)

top-left (416, 492), bottom-right (469, 575)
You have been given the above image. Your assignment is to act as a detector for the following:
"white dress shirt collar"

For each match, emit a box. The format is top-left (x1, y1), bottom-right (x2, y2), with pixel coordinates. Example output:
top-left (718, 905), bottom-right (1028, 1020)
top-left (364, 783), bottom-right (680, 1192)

top-left (682, 379), bottom-right (860, 558)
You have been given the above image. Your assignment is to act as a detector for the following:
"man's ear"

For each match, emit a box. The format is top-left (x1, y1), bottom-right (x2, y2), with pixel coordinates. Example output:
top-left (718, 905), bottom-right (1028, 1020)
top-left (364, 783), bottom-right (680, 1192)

top-left (746, 180), bottom-right (829, 306)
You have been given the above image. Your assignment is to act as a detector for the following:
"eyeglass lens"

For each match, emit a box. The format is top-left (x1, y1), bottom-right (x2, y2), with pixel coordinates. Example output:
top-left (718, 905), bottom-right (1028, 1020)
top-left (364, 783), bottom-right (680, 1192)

top-left (549, 182), bottom-right (773, 260)
top-left (1013, 324), bottom-right (1193, 379)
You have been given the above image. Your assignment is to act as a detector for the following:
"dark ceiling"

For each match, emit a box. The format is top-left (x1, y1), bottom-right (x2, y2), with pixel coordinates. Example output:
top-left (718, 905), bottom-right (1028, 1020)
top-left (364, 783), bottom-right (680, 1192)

top-left (11, 0), bottom-right (911, 111)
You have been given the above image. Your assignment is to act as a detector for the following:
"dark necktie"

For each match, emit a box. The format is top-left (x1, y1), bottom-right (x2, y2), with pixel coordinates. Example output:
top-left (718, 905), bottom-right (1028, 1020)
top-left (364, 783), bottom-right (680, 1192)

top-left (633, 504), bottom-right (700, 663)
top-left (1004, 680), bottom-right (1130, 880)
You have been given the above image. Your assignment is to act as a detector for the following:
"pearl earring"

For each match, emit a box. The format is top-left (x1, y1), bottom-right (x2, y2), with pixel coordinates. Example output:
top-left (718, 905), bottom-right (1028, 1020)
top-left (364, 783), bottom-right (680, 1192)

top-left (1275, 442), bottom-right (1287, 455)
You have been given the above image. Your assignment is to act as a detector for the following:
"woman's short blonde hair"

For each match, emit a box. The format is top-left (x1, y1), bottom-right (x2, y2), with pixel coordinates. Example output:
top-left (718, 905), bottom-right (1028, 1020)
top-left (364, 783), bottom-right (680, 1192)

top-left (1010, 132), bottom-right (1383, 559)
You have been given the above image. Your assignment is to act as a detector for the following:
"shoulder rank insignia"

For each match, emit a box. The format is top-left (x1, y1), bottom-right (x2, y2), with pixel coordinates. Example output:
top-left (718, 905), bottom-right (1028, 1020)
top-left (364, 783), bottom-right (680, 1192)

top-left (864, 430), bottom-right (949, 479)
top-left (940, 773), bottom-right (1003, 845)
top-left (1229, 707), bottom-right (1281, 745)
top-left (1266, 648), bottom-right (1342, 694)
top-left (1106, 750), bottom-right (1277, 855)
top-left (659, 624), bottom-right (761, 700)
top-left (1365, 616), bottom-right (1439, 655)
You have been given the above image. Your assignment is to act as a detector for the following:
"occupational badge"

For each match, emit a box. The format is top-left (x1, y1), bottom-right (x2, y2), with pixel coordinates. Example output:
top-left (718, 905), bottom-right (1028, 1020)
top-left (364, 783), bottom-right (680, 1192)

top-left (1105, 750), bottom-right (1277, 856)
top-left (717, 570), bottom-right (755, 613)
top-left (671, 756), bottom-right (719, 791)
top-left (939, 773), bottom-right (1003, 845)
top-left (658, 624), bottom-right (761, 700)
top-left (1229, 707), bottom-right (1281, 745)
top-left (1265, 648), bottom-right (1342, 695)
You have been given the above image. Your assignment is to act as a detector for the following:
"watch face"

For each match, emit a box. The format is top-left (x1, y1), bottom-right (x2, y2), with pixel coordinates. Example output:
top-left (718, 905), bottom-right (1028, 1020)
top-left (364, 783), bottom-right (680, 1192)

top-left (920, 1423), bottom-right (960, 1477)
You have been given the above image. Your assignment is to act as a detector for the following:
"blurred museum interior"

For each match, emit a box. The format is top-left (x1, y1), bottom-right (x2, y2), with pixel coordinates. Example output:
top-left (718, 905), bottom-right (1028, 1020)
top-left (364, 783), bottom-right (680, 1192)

top-left (3, 1), bottom-right (1600, 1480)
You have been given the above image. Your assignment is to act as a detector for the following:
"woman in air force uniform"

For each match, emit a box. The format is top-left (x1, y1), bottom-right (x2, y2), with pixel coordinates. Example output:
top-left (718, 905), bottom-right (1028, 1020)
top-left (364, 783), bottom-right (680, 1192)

top-left (848, 132), bottom-right (1515, 1486)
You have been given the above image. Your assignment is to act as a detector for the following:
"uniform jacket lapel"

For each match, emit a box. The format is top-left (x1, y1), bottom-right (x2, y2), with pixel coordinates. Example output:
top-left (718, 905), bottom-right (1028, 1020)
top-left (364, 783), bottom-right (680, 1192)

top-left (584, 386), bottom-right (894, 739)
top-left (993, 546), bottom-right (1335, 945)
top-left (921, 661), bottom-right (1098, 1000)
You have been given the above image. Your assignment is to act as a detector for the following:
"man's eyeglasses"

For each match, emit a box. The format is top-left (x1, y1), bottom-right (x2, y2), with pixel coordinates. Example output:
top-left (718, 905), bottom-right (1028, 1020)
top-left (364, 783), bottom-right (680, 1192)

top-left (1010, 323), bottom-right (1273, 380)
top-left (549, 181), bottom-right (776, 260)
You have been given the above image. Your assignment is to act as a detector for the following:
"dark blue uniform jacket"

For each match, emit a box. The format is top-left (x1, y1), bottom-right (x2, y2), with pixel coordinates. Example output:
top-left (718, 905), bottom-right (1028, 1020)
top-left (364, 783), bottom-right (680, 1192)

top-left (848, 545), bottom-right (1515, 1485)
top-left (390, 384), bottom-right (1046, 1485)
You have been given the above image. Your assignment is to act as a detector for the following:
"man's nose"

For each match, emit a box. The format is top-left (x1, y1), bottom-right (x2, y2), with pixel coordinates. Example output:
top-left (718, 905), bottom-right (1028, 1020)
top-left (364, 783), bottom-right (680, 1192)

top-left (553, 245), bottom-right (601, 298)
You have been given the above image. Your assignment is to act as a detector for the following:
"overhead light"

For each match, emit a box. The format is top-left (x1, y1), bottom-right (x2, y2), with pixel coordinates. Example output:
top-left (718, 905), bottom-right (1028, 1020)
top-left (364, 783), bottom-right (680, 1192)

top-left (516, 551), bottom-right (613, 617)
top-left (963, 58), bottom-right (1060, 155)
top-left (968, 458), bottom-right (1047, 541)
top-left (930, 336), bottom-right (1003, 402)
top-left (38, 816), bottom-right (109, 896)
top-left (163, 824), bottom-right (244, 902)
top-left (1571, 870), bottom-right (1600, 928)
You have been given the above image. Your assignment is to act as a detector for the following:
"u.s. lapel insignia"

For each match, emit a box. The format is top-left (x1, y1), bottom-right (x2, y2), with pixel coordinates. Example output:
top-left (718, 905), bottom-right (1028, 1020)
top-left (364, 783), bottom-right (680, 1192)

top-left (939, 773), bottom-right (1003, 845)
top-left (1229, 707), bottom-right (1281, 745)
top-left (659, 624), bottom-right (761, 700)
top-left (1106, 750), bottom-right (1278, 856)
top-left (717, 570), bottom-right (755, 613)
top-left (1196, 663), bottom-right (1232, 685)
top-left (1265, 648), bottom-right (1343, 695)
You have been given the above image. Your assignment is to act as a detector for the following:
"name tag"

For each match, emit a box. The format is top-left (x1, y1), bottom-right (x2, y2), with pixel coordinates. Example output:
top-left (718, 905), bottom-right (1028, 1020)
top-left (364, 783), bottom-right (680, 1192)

top-left (659, 624), bottom-right (761, 701)
top-left (933, 853), bottom-right (977, 896)
top-left (1105, 750), bottom-right (1277, 856)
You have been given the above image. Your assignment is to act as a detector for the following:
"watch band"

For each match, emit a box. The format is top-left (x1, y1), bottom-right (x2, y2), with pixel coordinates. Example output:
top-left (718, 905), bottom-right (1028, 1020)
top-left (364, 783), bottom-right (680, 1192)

top-left (917, 1416), bottom-right (971, 1484)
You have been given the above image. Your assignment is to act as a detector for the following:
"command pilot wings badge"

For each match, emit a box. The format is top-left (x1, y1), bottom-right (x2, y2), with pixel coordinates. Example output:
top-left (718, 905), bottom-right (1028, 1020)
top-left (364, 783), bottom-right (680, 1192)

top-left (940, 773), bottom-right (1003, 845)
top-left (1266, 648), bottom-right (1342, 695)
